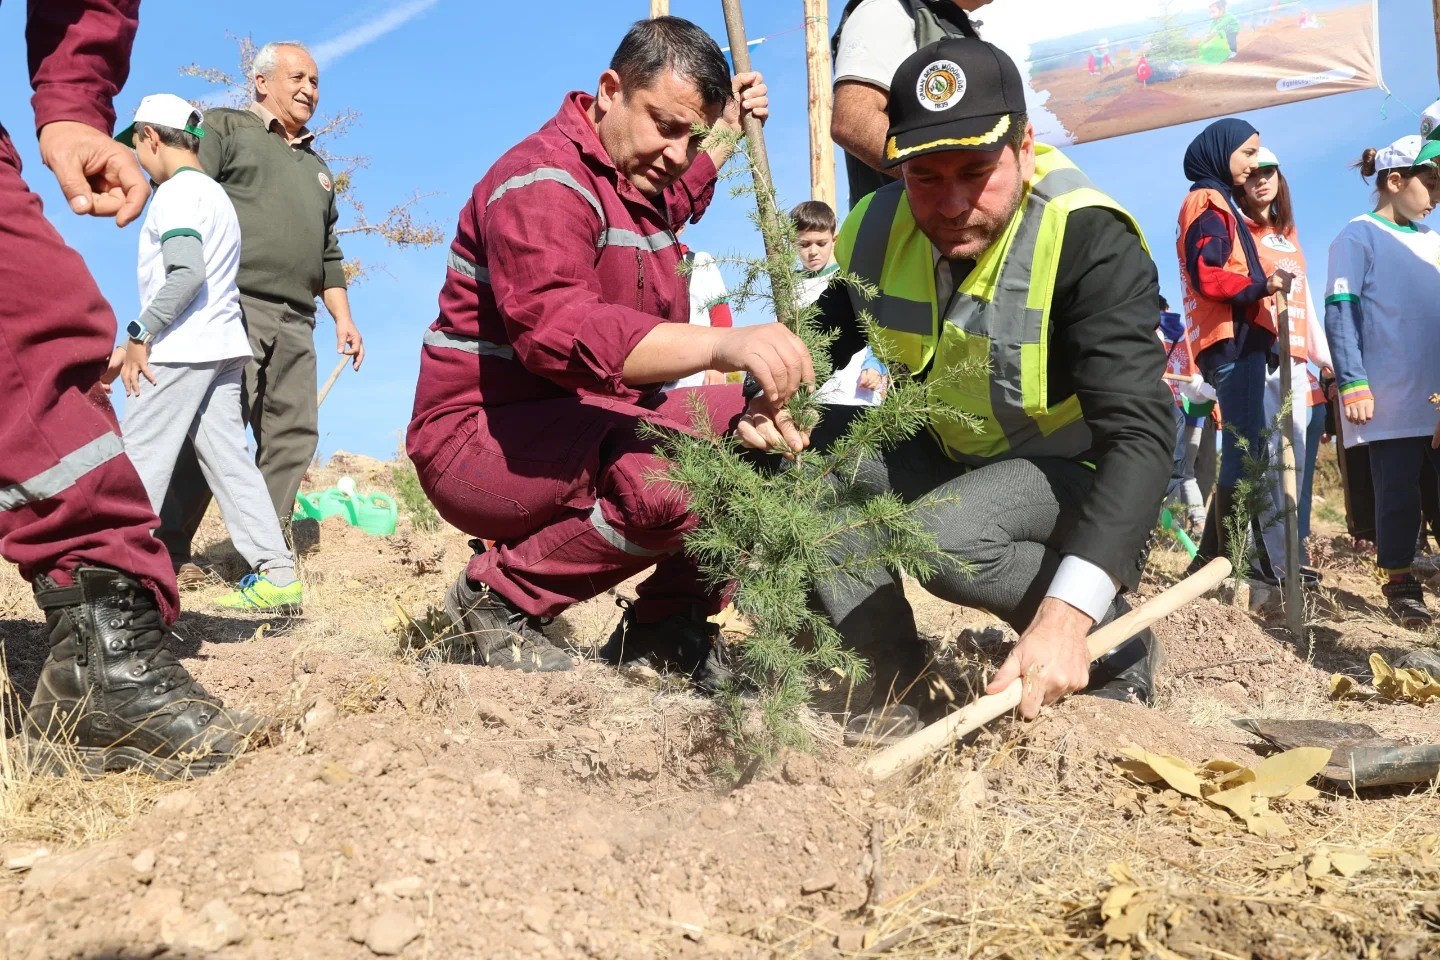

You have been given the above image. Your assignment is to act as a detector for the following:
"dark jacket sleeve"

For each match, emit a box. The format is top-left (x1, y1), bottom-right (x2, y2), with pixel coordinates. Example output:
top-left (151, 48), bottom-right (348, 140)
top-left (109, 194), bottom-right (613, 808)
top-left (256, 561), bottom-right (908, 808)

top-left (1051, 208), bottom-right (1174, 590)
top-left (1183, 206), bottom-right (1268, 305)
top-left (814, 280), bottom-right (865, 375)
top-left (27, 0), bottom-right (140, 133)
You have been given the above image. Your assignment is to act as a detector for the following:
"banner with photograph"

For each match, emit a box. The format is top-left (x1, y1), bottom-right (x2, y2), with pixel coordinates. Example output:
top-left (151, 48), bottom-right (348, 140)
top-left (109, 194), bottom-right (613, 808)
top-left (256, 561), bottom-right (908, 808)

top-left (978, 0), bottom-right (1381, 145)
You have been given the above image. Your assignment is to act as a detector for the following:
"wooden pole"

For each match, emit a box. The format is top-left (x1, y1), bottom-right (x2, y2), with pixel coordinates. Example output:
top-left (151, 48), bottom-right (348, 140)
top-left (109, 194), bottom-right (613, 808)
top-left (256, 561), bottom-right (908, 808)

top-left (803, 0), bottom-right (837, 208)
top-left (651, 0), bottom-right (668, 17)
top-left (860, 558), bottom-right (1233, 782)
top-left (1275, 290), bottom-right (1305, 644)
top-left (719, 0), bottom-right (791, 293)
top-left (316, 356), bottom-right (347, 407)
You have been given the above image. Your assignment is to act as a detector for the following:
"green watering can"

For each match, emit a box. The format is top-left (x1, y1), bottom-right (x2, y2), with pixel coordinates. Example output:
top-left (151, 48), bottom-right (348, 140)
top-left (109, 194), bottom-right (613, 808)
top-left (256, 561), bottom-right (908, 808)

top-left (292, 475), bottom-right (398, 537)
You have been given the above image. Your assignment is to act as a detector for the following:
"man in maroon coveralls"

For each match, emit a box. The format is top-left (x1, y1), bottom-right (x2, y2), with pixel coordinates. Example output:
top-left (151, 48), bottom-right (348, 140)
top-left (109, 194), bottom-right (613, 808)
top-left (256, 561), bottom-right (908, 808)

top-left (408, 17), bottom-right (814, 688)
top-left (1, 0), bottom-right (254, 778)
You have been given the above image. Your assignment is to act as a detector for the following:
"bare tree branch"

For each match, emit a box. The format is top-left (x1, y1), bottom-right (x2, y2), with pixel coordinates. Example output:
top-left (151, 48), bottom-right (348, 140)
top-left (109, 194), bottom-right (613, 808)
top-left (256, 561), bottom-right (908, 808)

top-left (179, 32), bottom-right (445, 289)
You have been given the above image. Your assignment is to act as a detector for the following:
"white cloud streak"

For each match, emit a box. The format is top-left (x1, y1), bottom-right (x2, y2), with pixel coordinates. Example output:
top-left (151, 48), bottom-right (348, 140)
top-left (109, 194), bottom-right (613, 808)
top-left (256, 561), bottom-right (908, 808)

top-left (310, 0), bottom-right (441, 68)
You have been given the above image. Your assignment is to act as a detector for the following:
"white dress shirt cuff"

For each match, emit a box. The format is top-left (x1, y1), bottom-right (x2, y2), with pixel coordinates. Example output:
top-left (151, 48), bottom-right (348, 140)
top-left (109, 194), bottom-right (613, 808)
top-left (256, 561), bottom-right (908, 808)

top-left (1045, 555), bottom-right (1120, 624)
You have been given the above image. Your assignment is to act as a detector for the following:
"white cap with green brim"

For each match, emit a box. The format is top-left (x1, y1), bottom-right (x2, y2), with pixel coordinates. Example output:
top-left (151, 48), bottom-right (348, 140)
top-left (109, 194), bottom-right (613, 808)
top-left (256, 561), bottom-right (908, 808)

top-left (1422, 99), bottom-right (1440, 140)
top-left (1374, 134), bottom-right (1440, 173)
top-left (115, 93), bottom-right (205, 147)
top-left (1255, 147), bottom-right (1279, 168)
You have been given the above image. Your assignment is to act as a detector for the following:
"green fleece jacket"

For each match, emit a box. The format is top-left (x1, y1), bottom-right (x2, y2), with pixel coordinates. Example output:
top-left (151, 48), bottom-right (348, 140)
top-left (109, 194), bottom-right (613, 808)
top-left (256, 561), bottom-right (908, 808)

top-left (197, 107), bottom-right (346, 314)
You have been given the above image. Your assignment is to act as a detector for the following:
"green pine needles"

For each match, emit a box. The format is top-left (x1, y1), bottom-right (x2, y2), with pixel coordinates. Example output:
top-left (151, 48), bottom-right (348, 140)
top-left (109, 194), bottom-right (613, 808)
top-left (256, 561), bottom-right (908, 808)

top-left (644, 127), bottom-right (978, 770)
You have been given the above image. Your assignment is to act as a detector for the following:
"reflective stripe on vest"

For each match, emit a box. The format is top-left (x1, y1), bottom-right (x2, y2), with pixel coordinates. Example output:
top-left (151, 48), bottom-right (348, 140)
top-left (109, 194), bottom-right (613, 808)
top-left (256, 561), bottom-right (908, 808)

top-left (423, 329), bottom-right (516, 360)
top-left (837, 145), bottom-right (1150, 465)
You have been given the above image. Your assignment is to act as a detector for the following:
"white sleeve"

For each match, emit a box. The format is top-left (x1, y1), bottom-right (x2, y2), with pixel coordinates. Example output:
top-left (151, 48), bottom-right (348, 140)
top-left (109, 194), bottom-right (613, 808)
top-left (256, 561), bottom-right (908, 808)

top-left (1045, 555), bottom-right (1120, 624)
top-left (834, 0), bottom-right (918, 91)
top-left (1305, 280), bottom-right (1332, 370)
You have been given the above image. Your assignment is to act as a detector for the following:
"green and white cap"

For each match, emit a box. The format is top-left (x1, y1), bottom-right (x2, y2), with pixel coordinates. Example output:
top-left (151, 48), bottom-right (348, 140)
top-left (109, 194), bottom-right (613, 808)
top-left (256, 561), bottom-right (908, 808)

top-left (1422, 98), bottom-right (1440, 140)
top-left (1255, 147), bottom-right (1279, 168)
top-left (115, 93), bottom-right (205, 147)
top-left (1374, 134), bottom-right (1440, 172)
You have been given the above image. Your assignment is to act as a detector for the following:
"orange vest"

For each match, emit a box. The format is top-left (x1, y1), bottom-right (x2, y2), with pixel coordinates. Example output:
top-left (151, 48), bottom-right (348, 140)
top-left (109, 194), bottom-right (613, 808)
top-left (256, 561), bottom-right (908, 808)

top-left (1176, 189), bottom-right (1273, 357)
top-left (1244, 217), bottom-right (1311, 364)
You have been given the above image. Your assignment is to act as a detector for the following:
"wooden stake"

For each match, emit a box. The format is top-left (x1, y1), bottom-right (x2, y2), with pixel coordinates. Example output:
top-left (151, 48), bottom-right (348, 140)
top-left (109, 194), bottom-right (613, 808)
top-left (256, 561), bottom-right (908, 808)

top-left (860, 558), bottom-right (1233, 782)
top-left (1275, 290), bottom-right (1305, 644)
top-left (317, 356), bottom-right (348, 407)
top-left (803, 0), bottom-right (837, 208)
top-left (720, 0), bottom-right (788, 283)
top-left (651, 0), bottom-right (668, 17)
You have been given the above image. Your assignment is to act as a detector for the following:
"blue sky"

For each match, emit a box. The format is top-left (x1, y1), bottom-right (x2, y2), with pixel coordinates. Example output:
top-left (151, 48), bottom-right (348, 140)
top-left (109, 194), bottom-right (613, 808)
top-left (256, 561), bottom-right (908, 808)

top-left (0, 1), bottom-right (1435, 461)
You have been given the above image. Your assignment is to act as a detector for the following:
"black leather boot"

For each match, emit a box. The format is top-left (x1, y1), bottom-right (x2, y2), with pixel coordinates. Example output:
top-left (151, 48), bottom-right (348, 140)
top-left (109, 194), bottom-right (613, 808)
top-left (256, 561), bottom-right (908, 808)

top-left (28, 567), bottom-right (265, 779)
top-left (598, 599), bottom-right (734, 695)
top-left (1084, 595), bottom-right (1162, 706)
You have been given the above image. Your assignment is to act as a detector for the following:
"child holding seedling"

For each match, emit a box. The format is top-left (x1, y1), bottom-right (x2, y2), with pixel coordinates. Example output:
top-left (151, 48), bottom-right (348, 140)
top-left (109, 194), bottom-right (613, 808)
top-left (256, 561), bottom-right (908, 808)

top-left (1327, 135), bottom-right (1440, 626)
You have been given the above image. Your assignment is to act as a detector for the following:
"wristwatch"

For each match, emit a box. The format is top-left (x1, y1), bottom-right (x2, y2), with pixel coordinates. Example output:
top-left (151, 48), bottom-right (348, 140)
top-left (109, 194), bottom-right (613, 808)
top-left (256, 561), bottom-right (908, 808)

top-left (125, 319), bottom-right (154, 344)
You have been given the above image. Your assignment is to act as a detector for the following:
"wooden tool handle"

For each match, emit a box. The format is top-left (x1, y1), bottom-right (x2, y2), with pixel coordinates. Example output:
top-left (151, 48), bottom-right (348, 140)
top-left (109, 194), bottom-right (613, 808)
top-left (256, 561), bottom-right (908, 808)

top-left (317, 356), bottom-right (348, 407)
top-left (860, 558), bottom-right (1233, 782)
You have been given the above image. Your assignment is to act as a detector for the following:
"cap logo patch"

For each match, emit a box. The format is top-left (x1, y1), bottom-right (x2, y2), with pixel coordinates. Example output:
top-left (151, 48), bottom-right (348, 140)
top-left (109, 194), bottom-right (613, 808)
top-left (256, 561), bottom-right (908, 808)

top-left (1424, 116), bottom-right (1436, 138)
top-left (318, 172), bottom-right (332, 192)
top-left (917, 60), bottom-right (966, 112)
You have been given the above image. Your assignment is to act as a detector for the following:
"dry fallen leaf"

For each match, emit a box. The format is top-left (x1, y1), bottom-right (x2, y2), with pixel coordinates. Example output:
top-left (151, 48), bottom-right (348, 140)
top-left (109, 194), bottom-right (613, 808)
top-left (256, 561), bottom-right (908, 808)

top-left (1332, 653), bottom-right (1440, 704)
top-left (1253, 747), bottom-right (1332, 798)
top-left (1330, 850), bottom-right (1371, 878)
top-left (1118, 748), bottom-right (1203, 798)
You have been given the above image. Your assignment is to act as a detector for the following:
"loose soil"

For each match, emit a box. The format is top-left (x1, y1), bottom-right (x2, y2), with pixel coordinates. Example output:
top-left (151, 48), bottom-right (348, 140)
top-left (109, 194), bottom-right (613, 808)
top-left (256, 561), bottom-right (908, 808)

top-left (1, 450), bottom-right (1438, 959)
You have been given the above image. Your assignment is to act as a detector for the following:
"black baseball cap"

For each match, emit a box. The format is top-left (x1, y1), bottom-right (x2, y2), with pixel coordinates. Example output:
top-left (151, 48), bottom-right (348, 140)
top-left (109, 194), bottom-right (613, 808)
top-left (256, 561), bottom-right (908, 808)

top-left (883, 36), bottom-right (1027, 169)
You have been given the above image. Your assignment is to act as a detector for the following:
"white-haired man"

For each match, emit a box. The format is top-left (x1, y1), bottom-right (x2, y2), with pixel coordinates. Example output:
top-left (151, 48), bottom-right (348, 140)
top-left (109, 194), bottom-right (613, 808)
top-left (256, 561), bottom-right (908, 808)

top-left (158, 41), bottom-right (362, 581)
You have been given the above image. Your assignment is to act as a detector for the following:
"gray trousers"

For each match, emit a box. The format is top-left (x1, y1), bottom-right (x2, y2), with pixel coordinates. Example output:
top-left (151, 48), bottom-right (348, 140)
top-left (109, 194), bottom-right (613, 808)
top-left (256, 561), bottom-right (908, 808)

top-left (814, 435), bottom-right (1098, 700)
top-left (122, 357), bottom-right (294, 578)
top-left (158, 294), bottom-right (318, 564)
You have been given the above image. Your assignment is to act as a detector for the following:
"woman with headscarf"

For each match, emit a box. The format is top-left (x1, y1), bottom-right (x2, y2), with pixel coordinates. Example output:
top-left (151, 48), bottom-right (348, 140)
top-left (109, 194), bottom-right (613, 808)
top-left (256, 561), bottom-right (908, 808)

top-left (1234, 147), bottom-right (1332, 587)
top-left (1176, 117), bottom-right (1291, 571)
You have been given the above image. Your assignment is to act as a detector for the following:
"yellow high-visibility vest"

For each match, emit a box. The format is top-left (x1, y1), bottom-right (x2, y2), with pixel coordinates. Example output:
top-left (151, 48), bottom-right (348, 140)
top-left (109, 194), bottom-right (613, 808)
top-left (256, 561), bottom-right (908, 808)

top-left (836, 145), bottom-right (1150, 464)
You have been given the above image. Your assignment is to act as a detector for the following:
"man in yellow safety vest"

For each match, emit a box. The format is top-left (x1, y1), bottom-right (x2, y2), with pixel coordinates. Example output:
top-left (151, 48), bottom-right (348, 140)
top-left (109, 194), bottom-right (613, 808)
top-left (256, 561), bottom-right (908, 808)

top-left (801, 36), bottom-right (1175, 742)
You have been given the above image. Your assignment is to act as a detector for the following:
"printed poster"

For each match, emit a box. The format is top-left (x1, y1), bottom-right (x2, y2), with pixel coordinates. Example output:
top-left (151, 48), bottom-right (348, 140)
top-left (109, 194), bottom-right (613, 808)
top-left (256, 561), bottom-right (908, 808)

top-left (977, 0), bottom-right (1381, 145)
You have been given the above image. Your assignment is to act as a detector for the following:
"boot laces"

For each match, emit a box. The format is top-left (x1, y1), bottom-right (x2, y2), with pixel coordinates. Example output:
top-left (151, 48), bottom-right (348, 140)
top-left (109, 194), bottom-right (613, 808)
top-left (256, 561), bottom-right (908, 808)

top-left (108, 578), bottom-right (214, 701)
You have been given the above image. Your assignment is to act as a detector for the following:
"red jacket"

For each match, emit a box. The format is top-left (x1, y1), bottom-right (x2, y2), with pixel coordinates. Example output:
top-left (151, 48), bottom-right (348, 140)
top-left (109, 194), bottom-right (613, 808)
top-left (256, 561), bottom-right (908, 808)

top-left (408, 92), bottom-right (719, 466)
top-left (22, 0), bottom-right (139, 134)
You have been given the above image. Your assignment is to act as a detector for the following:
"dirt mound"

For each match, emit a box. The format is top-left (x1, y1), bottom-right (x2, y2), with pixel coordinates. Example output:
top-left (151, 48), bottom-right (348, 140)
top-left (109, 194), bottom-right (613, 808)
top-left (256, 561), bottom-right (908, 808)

top-left (3, 451), bottom-right (1440, 958)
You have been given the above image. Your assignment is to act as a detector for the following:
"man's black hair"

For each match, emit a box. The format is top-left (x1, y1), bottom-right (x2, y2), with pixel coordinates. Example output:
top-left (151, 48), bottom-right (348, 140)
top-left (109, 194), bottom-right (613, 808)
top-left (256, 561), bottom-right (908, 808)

top-left (610, 16), bottom-right (732, 109)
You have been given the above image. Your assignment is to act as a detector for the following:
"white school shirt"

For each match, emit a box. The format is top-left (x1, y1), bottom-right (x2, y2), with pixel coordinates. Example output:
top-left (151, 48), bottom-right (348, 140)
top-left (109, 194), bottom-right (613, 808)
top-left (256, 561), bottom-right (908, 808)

top-left (136, 169), bottom-right (251, 365)
top-left (1326, 213), bottom-right (1440, 447)
top-left (670, 251), bottom-right (731, 390)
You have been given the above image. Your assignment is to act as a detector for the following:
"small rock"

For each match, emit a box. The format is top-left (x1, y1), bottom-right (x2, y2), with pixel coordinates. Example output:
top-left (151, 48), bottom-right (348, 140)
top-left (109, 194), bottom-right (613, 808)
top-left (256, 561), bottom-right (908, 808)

top-left (291, 823), bottom-right (313, 847)
top-left (2, 844), bottom-right (50, 872)
top-left (375, 875), bottom-right (426, 899)
top-left (474, 700), bottom-right (516, 729)
top-left (349, 912), bottom-right (371, 943)
top-left (366, 910), bottom-right (420, 955)
top-left (668, 891), bottom-right (707, 942)
top-left (251, 850), bottom-right (304, 895)
top-left (523, 900), bottom-right (554, 934)
top-left (1220, 680), bottom-right (1249, 701)
top-left (131, 848), bottom-right (157, 879)
top-left (801, 868), bottom-right (839, 895)
top-left (166, 899), bottom-right (248, 952)
top-left (301, 697), bottom-right (337, 732)
top-left (472, 768), bottom-right (522, 806)
top-left (134, 885), bottom-right (184, 927)
top-left (836, 927), bottom-right (869, 952)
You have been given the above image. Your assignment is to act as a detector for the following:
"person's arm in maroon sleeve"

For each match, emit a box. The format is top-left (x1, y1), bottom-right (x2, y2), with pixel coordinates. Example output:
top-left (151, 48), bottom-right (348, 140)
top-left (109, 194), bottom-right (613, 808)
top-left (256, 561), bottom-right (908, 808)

top-left (28, 0), bottom-right (140, 134)
top-left (666, 152), bottom-right (718, 230)
top-left (27, 0), bottom-right (149, 225)
top-left (484, 174), bottom-right (673, 394)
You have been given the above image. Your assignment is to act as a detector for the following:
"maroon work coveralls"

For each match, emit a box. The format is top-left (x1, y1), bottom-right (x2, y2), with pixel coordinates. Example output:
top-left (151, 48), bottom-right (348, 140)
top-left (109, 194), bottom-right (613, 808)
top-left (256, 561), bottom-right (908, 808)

top-left (408, 92), bottom-right (745, 621)
top-left (0, 0), bottom-right (179, 620)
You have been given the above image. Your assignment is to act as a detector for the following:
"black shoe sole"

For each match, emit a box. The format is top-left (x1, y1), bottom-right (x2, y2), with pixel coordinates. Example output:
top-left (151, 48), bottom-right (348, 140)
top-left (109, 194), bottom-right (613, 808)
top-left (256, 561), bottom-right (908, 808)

top-left (24, 738), bottom-right (234, 781)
